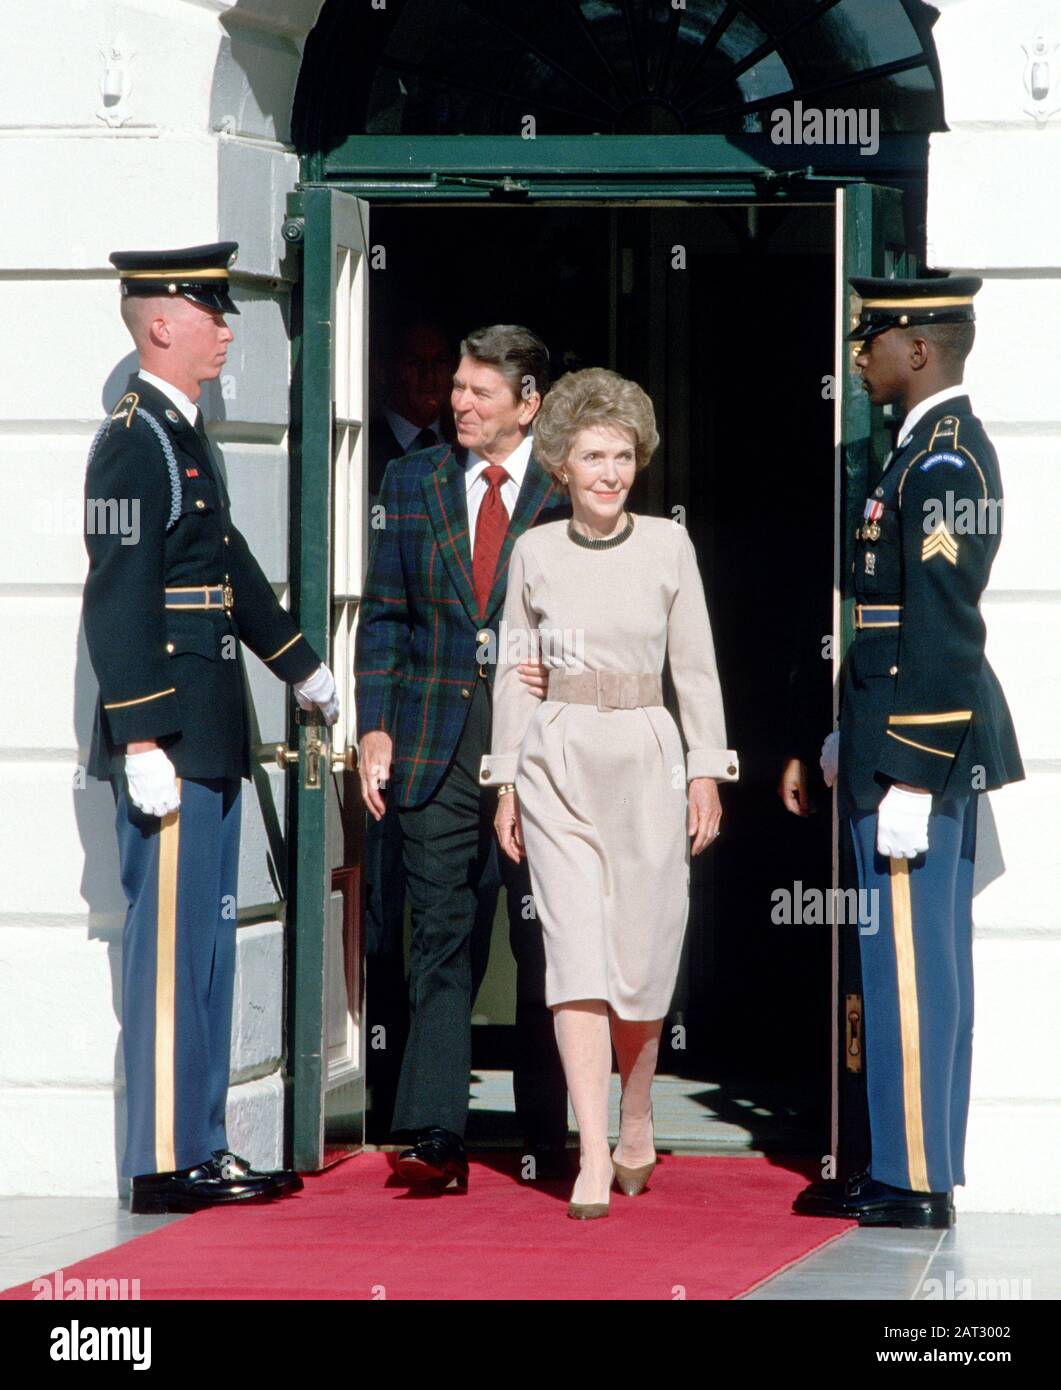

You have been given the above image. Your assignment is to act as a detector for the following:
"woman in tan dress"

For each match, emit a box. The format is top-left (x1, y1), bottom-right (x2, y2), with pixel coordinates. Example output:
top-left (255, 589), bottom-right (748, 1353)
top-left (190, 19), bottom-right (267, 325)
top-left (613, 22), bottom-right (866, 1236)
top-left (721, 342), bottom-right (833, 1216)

top-left (479, 368), bottom-right (739, 1219)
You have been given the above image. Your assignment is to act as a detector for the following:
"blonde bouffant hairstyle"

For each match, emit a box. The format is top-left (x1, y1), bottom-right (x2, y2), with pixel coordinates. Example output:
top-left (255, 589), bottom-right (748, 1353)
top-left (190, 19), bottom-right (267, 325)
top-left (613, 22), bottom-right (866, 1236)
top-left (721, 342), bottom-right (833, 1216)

top-left (532, 368), bottom-right (659, 481)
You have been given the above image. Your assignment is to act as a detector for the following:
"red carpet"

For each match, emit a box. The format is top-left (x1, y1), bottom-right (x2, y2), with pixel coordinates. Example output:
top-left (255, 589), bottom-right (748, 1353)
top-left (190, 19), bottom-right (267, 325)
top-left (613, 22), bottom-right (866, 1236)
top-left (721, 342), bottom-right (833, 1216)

top-left (2, 1154), bottom-right (853, 1301)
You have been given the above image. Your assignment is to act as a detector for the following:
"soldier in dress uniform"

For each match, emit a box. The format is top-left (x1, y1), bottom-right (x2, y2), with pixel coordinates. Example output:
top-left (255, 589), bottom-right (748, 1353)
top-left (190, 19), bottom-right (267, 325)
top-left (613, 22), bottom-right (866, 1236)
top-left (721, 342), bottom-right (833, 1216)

top-left (82, 242), bottom-right (340, 1213)
top-left (790, 276), bottom-right (1024, 1227)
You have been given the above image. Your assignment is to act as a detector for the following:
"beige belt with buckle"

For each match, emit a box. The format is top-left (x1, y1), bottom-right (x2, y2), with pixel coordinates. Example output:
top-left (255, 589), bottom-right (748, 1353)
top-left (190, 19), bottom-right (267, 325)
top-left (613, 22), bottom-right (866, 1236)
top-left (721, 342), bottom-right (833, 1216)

top-left (547, 670), bottom-right (664, 710)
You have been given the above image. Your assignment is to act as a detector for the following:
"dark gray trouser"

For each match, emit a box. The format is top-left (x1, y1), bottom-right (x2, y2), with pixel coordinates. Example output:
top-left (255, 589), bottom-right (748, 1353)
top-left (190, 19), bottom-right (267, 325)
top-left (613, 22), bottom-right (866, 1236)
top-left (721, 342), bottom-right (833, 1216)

top-left (392, 674), bottom-right (567, 1143)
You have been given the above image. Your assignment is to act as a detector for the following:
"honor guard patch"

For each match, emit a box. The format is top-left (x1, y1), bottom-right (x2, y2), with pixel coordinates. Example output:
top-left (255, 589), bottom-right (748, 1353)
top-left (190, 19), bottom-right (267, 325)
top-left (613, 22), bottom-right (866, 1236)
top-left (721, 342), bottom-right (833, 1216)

top-left (922, 521), bottom-right (959, 565)
top-left (920, 451), bottom-right (966, 472)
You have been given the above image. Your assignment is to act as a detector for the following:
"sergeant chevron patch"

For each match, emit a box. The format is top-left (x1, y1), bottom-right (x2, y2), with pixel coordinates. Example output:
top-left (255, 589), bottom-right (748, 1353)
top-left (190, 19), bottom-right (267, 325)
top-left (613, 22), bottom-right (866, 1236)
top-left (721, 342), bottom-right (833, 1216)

top-left (922, 521), bottom-right (959, 565)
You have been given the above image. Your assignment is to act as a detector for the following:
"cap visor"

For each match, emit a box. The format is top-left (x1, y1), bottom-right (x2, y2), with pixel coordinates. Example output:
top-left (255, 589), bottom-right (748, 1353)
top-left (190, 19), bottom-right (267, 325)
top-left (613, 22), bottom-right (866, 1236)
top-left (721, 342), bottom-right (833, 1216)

top-left (184, 288), bottom-right (240, 315)
top-left (845, 322), bottom-right (888, 343)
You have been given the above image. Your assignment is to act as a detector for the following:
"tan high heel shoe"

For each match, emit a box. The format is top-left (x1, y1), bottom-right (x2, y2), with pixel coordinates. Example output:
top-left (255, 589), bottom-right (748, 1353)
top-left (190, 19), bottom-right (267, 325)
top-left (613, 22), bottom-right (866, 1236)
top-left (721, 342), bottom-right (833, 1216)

top-left (567, 1197), bottom-right (610, 1220)
top-left (611, 1156), bottom-right (656, 1197)
top-left (567, 1159), bottom-right (611, 1219)
top-left (612, 1098), bottom-right (656, 1196)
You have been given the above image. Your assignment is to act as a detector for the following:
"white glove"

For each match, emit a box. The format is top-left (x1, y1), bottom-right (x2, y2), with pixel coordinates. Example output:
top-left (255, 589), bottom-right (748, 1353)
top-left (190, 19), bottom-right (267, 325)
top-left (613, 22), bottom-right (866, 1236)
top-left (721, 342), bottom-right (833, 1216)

top-left (820, 731), bottom-right (840, 788)
top-left (294, 663), bottom-right (339, 726)
top-left (125, 748), bottom-right (181, 818)
top-left (876, 785), bottom-right (931, 859)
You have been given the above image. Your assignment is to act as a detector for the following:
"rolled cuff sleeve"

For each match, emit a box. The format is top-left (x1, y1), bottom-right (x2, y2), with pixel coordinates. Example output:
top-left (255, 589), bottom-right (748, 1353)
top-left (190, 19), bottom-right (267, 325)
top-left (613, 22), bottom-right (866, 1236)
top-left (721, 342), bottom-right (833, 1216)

top-left (687, 748), bottom-right (740, 782)
top-left (479, 750), bottom-right (519, 786)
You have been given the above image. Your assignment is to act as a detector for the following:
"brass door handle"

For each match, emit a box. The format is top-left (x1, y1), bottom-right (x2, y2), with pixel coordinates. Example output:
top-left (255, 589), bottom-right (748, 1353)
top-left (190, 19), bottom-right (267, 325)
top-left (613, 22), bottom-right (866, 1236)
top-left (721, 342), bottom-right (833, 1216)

top-left (275, 744), bottom-right (300, 770)
top-left (329, 746), bottom-right (356, 772)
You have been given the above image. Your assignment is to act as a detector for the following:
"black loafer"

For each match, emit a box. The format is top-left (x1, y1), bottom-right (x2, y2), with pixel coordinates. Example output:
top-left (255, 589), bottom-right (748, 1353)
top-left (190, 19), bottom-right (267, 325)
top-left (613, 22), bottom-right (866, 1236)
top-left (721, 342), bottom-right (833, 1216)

top-left (211, 1150), bottom-right (303, 1197)
top-left (130, 1155), bottom-right (283, 1214)
top-left (394, 1127), bottom-right (468, 1190)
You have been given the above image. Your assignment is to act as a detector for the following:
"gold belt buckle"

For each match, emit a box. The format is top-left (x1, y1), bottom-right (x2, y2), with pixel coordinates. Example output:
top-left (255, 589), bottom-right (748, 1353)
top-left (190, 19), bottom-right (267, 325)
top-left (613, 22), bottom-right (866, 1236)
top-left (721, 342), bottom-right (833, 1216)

top-left (222, 583), bottom-right (235, 612)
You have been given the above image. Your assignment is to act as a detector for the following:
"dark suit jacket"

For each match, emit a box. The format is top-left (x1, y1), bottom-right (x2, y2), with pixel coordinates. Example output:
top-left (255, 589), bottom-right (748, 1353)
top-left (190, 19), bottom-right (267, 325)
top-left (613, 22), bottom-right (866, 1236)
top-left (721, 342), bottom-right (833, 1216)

top-left (838, 395), bottom-right (1024, 812)
top-left (369, 416), bottom-right (406, 502)
top-left (354, 442), bottom-right (571, 808)
top-left (82, 375), bottom-right (319, 781)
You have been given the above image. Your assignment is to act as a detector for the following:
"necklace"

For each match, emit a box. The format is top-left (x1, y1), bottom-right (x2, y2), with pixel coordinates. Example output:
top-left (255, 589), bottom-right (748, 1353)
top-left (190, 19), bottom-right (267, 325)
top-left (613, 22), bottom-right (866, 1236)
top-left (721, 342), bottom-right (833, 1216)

top-left (566, 512), bottom-right (635, 550)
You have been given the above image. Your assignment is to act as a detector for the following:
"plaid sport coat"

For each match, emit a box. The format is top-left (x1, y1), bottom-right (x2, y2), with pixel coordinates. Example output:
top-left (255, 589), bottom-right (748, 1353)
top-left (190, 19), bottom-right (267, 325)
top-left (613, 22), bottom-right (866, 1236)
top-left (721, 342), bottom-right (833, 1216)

top-left (354, 442), bottom-right (571, 808)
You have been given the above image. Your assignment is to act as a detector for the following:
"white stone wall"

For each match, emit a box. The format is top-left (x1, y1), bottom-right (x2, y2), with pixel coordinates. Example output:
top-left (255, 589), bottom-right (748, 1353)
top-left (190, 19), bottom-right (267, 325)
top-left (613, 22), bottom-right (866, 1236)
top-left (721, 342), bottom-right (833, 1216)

top-left (927, 0), bottom-right (1061, 1213)
top-left (0, 0), bottom-right (324, 1195)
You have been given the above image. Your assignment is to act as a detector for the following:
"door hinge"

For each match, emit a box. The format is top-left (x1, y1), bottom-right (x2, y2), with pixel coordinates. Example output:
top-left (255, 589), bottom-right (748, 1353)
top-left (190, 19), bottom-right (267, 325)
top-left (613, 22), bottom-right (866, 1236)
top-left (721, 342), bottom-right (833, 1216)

top-left (845, 993), bottom-right (863, 1072)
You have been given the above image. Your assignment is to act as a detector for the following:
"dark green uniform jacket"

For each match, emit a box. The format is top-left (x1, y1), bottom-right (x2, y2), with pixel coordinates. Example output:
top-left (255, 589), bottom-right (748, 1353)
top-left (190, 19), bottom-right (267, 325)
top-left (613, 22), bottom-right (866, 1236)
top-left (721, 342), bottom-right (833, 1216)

top-left (838, 394), bottom-right (1024, 813)
top-left (82, 375), bottom-right (319, 782)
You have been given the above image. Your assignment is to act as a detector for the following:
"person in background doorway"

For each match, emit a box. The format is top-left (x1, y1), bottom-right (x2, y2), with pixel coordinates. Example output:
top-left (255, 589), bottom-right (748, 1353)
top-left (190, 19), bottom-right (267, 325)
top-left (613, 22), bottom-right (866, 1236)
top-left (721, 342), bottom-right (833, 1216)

top-left (368, 318), bottom-right (454, 500)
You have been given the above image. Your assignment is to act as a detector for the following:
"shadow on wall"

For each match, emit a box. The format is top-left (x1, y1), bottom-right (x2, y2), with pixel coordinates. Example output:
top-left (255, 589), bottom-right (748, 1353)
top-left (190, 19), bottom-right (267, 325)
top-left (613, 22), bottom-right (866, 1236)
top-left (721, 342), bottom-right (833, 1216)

top-left (212, 8), bottom-right (311, 144)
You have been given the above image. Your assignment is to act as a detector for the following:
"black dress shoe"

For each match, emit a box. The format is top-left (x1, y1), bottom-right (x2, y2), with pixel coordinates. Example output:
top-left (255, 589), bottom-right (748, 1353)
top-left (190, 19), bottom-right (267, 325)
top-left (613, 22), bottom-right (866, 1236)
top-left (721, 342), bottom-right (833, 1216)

top-left (519, 1143), bottom-right (574, 1183)
top-left (211, 1150), bottom-right (303, 1197)
top-left (130, 1155), bottom-right (283, 1214)
top-left (794, 1170), bottom-right (954, 1228)
top-left (846, 1178), bottom-right (955, 1229)
top-left (792, 1167), bottom-right (870, 1217)
top-left (393, 1128), bottom-right (468, 1189)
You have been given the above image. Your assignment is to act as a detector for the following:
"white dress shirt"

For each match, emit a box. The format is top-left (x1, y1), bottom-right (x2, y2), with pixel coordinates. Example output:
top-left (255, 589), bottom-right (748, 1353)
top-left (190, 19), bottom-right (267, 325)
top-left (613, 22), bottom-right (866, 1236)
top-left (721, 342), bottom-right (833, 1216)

top-left (880, 384), bottom-right (967, 474)
top-left (385, 408), bottom-right (442, 454)
top-left (464, 432), bottom-right (534, 553)
top-left (896, 383), bottom-right (967, 450)
top-left (137, 369), bottom-right (199, 427)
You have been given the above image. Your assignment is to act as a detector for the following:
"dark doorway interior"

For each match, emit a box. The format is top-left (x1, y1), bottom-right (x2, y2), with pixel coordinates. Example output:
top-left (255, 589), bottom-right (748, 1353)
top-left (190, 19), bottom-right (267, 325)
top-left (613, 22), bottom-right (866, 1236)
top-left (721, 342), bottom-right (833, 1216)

top-left (368, 203), bottom-right (835, 1154)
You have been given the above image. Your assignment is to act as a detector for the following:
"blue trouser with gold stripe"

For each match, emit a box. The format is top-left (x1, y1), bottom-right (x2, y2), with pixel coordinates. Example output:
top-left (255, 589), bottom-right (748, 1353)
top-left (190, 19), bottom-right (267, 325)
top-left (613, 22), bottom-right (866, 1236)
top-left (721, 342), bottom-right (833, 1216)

top-left (850, 796), bottom-right (977, 1194)
top-left (113, 775), bottom-right (242, 1178)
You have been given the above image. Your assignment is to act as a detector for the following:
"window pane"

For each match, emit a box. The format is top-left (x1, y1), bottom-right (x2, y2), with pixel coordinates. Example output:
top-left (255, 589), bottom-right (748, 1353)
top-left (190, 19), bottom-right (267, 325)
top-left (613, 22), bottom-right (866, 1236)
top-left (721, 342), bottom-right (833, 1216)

top-left (349, 0), bottom-right (938, 136)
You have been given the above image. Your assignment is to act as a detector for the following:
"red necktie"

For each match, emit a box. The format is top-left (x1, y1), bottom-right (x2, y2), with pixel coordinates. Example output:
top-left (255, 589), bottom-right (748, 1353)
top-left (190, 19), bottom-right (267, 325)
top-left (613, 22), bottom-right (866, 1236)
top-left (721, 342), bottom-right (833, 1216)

top-left (472, 465), bottom-right (510, 617)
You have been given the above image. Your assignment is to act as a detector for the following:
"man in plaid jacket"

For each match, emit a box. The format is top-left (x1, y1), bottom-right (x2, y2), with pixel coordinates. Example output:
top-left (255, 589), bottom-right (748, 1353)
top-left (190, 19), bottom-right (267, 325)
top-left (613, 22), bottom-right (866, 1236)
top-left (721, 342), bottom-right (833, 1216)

top-left (355, 325), bottom-right (572, 1189)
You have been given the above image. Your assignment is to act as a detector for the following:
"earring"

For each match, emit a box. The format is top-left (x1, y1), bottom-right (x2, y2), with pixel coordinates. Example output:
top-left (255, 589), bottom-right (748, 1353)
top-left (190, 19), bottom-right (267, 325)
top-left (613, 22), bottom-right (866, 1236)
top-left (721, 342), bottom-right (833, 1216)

top-left (560, 473), bottom-right (568, 484)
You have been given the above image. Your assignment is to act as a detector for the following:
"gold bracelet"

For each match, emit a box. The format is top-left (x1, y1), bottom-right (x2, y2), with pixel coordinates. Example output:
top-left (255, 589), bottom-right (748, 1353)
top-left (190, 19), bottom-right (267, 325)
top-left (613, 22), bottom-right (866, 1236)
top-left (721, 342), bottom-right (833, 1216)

top-left (496, 783), bottom-right (516, 798)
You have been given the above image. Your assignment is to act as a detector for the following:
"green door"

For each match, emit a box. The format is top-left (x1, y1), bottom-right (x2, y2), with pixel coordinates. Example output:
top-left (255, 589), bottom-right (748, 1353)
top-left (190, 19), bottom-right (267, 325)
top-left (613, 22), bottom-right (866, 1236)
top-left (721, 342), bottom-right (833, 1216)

top-left (286, 186), bottom-right (371, 1170)
top-left (282, 171), bottom-right (913, 1169)
top-left (831, 182), bottom-right (913, 1171)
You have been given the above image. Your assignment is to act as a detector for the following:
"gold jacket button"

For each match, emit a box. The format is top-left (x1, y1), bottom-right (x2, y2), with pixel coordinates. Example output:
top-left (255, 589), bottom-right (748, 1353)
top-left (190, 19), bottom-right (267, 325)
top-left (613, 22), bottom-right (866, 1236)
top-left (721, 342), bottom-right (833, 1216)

top-left (727, 764), bottom-right (737, 776)
top-left (195, 499), bottom-right (205, 510)
top-left (481, 768), bottom-right (491, 780)
top-left (224, 534), bottom-right (230, 545)
top-left (460, 687), bottom-right (470, 699)
top-left (889, 665), bottom-right (898, 676)
top-left (165, 642), bottom-right (175, 653)
top-left (476, 629), bottom-right (490, 643)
